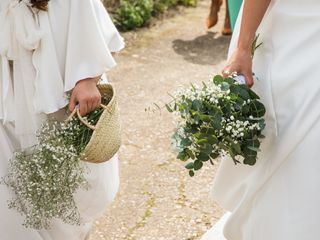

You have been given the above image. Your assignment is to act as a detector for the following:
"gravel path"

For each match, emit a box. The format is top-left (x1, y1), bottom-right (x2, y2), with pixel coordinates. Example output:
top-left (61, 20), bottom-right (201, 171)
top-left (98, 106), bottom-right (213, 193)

top-left (90, 2), bottom-right (231, 239)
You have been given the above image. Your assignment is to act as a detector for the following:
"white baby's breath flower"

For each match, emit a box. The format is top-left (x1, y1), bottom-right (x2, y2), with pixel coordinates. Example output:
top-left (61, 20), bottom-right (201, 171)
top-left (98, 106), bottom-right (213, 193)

top-left (3, 101), bottom-right (109, 229)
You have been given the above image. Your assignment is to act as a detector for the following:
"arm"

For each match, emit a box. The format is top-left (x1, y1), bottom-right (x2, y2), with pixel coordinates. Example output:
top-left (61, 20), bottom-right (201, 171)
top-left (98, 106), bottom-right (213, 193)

top-left (222, 0), bottom-right (271, 87)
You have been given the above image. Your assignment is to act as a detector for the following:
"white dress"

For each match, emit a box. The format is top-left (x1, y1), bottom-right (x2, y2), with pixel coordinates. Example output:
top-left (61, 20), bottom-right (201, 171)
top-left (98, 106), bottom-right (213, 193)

top-left (202, 0), bottom-right (320, 239)
top-left (0, 0), bottom-right (124, 239)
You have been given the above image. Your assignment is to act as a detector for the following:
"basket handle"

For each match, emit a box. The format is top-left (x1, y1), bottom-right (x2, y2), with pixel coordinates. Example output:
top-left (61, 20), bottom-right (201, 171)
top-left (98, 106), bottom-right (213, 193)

top-left (66, 104), bottom-right (107, 131)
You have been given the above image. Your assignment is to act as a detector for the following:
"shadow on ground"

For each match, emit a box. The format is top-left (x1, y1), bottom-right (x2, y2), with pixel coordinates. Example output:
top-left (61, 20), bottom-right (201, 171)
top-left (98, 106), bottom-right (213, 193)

top-left (172, 32), bottom-right (231, 66)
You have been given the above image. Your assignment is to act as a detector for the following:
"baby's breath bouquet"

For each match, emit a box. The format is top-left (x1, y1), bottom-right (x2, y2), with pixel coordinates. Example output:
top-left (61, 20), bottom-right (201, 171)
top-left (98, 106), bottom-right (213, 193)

top-left (167, 75), bottom-right (266, 177)
top-left (3, 96), bottom-right (109, 229)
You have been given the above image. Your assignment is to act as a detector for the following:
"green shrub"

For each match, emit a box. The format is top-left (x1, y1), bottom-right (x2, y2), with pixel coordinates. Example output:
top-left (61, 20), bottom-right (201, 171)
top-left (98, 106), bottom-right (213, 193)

top-left (179, 0), bottom-right (197, 7)
top-left (115, 0), bottom-right (153, 30)
top-left (114, 0), bottom-right (198, 30)
top-left (153, 0), bottom-right (178, 14)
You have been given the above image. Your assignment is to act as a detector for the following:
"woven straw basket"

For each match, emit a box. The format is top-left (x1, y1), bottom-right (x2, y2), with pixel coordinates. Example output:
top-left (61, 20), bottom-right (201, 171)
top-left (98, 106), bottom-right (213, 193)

top-left (68, 84), bottom-right (121, 163)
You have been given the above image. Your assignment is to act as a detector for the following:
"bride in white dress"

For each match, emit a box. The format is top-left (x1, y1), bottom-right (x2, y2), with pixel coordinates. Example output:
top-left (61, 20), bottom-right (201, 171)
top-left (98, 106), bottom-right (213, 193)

top-left (0, 0), bottom-right (124, 239)
top-left (202, 0), bottom-right (320, 239)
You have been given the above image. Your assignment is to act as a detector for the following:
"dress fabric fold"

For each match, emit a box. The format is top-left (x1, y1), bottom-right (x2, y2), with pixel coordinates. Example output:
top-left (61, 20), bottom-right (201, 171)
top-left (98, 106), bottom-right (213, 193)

top-left (206, 0), bottom-right (320, 239)
top-left (0, 0), bottom-right (124, 148)
top-left (0, 0), bottom-right (124, 239)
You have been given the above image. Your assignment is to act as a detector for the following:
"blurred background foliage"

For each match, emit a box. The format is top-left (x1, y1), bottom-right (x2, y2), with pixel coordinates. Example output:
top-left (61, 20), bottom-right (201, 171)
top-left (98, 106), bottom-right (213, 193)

top-left (102, 0), bottom-right (198, 31)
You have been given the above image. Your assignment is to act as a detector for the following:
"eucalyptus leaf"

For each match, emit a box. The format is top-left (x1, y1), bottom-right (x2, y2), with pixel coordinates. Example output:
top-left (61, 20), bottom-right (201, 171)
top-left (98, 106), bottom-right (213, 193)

top-left (196, 139), bottom-right (208, 145)
top-left (177, 151), bottom-right (188, 161)
top-left (181, 138), bottom-right (192, 147)
top-left (249, 100), bottom-right (266, 118)
top-left (207, 135), bottom-right (218, 145)
top-left (201, 143), bottom-right (213, 155)
top-left (197, 152), bottom-right (210, 161)
top-left (244, 157), bottom-right (257, 166)
top-left (210, 152), bottom-right (220, 159)
top-left (243, 147), bottom-right (257, 159)
top-left (211, 118), bottom-right (222, 130)
top-left (193, 160), bottom-right (203, 171)
top-left (224, 77), bottom-right (235, 84)
top-left (213, 75), bottom-right (224, 84)
top-left (200, 127), bottom-right (215, 135)
top-left (192, 100), bottom-right (201, 110)
top-left (200, 114), bottom-right (212, 122)
top-left (185, 162), bottom-right (194, 170)
top-left (248, 89), bottom-right (260, 99)
top-left (221, 82), bottom-right (230, 91)
top-left (232, 143), bottom-right (242, 154)
top-left (185, 149), bottom-right (195, 159)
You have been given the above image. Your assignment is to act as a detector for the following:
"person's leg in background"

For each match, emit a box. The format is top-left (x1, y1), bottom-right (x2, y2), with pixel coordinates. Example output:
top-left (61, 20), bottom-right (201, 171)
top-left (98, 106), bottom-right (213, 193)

top-left (206, 0), bottom-right (222, 29)
top-left (228, 0), bottom-right (243, 31)
top-left (222, 0), bottom-right (232, 35)
top-left (206, 0), bottom-right (232, 35)
top-left (206, 0), bottom-right (242, 35)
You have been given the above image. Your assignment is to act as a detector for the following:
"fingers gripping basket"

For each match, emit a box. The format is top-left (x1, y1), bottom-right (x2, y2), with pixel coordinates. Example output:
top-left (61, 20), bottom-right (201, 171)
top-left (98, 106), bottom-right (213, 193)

top-left (70, 84), bottom-right (121, 163)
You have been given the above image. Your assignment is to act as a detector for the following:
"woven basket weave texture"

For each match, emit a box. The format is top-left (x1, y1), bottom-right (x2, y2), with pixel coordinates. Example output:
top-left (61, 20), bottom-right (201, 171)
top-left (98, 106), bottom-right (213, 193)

top-left (83, 84), bottom-right (121, 163)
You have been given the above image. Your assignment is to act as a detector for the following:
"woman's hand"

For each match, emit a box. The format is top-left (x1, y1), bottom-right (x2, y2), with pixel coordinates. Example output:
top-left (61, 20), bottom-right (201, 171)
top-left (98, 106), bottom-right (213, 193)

top-left (221, 0), bottom-right (271, 87)
top-left (222, 48), bottom-right (254, 87)
top-left (69, 77), bottom-right (101, 116)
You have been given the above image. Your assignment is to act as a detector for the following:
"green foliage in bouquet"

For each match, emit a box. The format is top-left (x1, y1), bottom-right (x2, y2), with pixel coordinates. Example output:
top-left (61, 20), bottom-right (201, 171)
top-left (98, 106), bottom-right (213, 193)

top-left (2, 95), bottom-right (111, 229)
top-left (167, 75), bottom-right (266, 177)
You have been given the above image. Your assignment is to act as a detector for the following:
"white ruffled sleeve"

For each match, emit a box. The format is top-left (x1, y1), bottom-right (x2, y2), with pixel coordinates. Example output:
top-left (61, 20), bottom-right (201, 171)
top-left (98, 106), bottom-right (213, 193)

top-left (92, 0), bottom-right (124, 52)
top-left (64, 0), bottom-right (124, 92)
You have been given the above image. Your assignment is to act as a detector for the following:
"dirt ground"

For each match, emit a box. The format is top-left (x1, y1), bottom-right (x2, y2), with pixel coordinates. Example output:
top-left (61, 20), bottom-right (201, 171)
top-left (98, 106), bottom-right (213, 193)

top-left (89, 1), bottom-right (231, 239)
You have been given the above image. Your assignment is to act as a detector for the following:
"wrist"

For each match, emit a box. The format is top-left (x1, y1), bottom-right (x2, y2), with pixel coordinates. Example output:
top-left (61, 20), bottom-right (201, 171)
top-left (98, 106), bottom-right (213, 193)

top-left (237, 35), bottom-right (255, 53)
top-left (234, 46), bottom-right (252, 58)
top-left (236, 43), bottom-right (252, 53)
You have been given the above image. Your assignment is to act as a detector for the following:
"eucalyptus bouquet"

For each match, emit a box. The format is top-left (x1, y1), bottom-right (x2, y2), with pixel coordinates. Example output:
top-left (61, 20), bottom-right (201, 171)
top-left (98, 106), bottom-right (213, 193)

top-left (3, 96), bottom-right (109, 229)
top-left (167, 75), bottom-right (266, 176)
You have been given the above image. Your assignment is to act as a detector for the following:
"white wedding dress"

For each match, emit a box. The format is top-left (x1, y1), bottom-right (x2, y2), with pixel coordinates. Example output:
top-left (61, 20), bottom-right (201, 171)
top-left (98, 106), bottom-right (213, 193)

top-left (0, 0), bottom-right (124, 239)
top-left (202, 0), bottom-right (320, 239)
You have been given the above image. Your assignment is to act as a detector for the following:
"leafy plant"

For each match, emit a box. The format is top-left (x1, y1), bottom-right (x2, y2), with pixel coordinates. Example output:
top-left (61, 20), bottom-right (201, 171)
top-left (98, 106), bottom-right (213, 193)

top-left (167, 75), bottom-right (266, 177)
top-left (153, 0), bottom-right (178, 14)
top-left (114, 0), bottom-right (198, 30)
top-left (114, 0), bottom-right (153, 30)
top-left (179, 0), bottom-right (197, 7)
